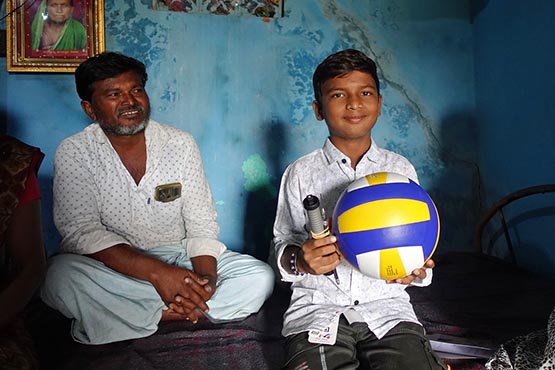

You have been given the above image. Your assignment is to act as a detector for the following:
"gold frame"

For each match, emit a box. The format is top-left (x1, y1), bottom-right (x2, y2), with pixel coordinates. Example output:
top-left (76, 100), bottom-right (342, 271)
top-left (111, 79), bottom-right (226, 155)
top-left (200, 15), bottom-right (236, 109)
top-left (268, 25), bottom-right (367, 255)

top-left (6, 0), bottom-right (105, 72)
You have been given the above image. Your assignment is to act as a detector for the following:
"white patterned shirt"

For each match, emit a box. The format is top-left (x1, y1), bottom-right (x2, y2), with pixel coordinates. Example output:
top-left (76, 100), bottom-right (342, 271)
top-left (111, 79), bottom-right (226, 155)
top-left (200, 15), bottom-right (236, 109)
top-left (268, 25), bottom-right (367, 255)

top-left (54, 120), bottom-right (226, 258)
top-left (273, 138), bottom-right (432, 339)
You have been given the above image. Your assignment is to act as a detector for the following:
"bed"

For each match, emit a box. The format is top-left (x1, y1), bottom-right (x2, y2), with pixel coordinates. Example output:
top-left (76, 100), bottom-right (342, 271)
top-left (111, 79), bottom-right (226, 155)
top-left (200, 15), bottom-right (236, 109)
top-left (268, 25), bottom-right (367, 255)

top-left (409, 184), bottom-right (555, 369)
top-left (28, 185), bottom-right (555, 370)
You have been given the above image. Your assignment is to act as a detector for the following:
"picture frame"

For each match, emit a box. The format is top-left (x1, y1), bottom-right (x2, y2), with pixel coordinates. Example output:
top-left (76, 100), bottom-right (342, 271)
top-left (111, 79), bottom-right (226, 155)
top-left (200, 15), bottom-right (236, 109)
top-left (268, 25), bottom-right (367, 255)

top-left (6, 0), bottom-right (105, 73)
top-left (152, 0), bottom-right (285, 18)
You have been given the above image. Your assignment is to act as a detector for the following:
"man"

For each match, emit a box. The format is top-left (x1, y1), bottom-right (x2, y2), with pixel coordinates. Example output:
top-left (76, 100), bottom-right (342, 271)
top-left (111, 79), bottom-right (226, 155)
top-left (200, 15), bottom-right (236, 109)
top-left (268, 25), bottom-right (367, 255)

top-left (41, 52), bottom-right (274, 345)
top-left (31, 0), bottom-right (86, 51)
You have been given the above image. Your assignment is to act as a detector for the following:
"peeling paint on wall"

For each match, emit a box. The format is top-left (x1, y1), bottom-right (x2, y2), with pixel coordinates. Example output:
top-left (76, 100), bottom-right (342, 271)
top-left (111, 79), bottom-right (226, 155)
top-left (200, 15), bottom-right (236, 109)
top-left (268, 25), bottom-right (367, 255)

top-left (4, 0), bottom-right (477, 255)
top-left (241, 154), bottom-right (273, 194)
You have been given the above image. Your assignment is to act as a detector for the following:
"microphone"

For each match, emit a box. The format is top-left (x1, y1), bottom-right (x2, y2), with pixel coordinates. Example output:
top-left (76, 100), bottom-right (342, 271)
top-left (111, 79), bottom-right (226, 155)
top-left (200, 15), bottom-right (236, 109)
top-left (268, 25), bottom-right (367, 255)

top-left (303, 195), bottom-right (340, 284)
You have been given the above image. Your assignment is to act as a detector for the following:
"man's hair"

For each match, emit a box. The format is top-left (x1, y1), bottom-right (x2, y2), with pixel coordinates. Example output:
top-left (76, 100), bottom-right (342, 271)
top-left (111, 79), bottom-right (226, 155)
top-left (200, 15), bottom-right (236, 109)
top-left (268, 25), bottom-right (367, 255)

top-left (75, 52), bottom-right (148, 101)
top-left (312, 49), bottom-right (380, 104)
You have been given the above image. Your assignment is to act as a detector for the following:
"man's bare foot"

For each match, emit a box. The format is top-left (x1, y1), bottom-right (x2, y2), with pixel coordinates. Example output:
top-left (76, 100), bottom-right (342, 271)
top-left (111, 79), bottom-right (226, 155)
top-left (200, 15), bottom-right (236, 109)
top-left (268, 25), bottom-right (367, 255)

top-left (160, 309), bottom-right (206, 323)
top-left (161, 310), bottom-right (188, 321)
top-left (186, 310), bottom-right (205, 324)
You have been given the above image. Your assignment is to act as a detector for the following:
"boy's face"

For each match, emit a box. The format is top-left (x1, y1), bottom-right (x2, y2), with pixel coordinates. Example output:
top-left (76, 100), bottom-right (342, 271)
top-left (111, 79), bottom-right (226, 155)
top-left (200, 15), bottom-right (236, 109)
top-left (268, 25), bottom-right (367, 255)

top-left (313, 70), bottom-right (382, 145)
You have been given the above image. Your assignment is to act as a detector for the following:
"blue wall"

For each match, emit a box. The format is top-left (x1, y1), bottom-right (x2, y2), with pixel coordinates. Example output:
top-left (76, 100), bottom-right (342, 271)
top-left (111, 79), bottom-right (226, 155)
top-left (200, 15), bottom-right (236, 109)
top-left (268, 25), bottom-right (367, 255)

top-left (474, 0), bottom-right (555, 275)
top-left (2, 0), bottom-right (477, 261)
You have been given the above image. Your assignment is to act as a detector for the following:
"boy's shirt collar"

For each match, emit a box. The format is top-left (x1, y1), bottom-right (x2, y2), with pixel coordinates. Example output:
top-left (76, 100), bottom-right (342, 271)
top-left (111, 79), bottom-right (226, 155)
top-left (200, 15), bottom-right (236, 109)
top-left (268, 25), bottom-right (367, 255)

top-left (322, 137), bottom-right (379, 168)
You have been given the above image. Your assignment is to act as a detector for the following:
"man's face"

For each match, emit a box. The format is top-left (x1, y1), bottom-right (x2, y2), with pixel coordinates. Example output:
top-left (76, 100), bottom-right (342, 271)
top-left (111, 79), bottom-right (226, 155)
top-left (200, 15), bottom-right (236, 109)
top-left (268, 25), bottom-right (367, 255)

top-left (81, 71), bottom-right (151, 136)
top-left (47, 0), bottom-right (73, 24)
top-left (313, 70), bottom-right (382, 145)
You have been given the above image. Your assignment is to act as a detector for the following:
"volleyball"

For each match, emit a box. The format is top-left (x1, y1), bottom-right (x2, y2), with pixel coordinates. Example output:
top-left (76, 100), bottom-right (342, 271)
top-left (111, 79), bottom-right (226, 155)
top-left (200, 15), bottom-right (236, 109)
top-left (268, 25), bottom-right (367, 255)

top-left (332, 172), bottom-right (440, 280)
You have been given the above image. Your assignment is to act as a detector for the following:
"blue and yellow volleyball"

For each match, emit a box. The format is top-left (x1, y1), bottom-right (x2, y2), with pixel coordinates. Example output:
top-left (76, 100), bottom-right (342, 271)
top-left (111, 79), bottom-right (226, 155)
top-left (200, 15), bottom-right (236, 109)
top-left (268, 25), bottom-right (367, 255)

top-left (332, 172), bottom-right (440, 280)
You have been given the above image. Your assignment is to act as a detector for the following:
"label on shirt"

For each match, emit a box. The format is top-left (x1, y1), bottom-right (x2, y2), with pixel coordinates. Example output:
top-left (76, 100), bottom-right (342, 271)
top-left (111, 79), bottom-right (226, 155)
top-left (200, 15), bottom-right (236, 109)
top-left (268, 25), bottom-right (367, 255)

top-left (308, 314), bottom-right (339, 345)
top-left (154, 183), bottom-right (182, 202)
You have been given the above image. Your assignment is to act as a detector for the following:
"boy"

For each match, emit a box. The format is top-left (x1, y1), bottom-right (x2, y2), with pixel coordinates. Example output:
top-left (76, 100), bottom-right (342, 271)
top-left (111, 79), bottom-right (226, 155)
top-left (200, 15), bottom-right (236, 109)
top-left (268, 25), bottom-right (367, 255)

top-left (272, 49), bottom-right (446, 369)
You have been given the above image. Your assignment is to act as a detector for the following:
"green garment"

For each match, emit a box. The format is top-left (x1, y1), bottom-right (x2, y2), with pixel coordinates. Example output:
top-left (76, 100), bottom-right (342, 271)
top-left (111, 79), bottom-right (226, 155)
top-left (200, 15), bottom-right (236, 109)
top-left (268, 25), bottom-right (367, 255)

top-left (31, 1), bottom-right (87, 51)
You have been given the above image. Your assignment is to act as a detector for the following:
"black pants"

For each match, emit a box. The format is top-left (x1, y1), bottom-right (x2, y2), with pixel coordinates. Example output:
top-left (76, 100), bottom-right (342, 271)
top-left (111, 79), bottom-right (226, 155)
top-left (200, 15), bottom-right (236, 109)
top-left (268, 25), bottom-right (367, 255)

top-left (283, 318), bottom-right (446, 370)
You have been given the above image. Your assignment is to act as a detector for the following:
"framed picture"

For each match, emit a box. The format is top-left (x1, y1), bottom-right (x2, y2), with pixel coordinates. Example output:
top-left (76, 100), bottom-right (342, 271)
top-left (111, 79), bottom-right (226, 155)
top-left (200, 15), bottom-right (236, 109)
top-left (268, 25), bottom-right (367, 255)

top-left (152, 0), bottom-right (285, 18)
top-left (6, 0), bottom-right (105, 72)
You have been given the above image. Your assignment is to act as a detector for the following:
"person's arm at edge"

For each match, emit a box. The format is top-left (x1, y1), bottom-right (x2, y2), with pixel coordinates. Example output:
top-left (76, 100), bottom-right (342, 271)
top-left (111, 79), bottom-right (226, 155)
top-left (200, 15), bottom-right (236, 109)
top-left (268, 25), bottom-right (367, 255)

top-left (0, 199), bottom-right (46, 328)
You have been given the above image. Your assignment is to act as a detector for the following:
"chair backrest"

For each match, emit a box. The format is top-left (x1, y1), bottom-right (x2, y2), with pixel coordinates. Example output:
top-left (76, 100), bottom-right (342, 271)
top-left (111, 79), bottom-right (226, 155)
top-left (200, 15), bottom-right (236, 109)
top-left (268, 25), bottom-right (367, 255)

top-left (474, 184), bottom-right (555, 265)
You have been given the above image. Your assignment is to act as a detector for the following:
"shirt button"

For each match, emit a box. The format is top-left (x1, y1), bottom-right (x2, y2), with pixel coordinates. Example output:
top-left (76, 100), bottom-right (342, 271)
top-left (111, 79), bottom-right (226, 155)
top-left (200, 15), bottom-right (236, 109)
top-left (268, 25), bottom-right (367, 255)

top-left (341, 159), bottom-right (347, 164)
top-left (354, 300), bottom-right (359, 305)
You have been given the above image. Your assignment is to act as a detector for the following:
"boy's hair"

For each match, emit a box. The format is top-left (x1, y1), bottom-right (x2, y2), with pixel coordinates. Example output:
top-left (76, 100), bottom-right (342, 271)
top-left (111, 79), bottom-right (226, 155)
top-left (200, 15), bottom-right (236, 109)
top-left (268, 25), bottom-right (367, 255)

top-left (75, 52), bottom-right (148, 102)
top-left (312, 49), bottom-right (380, 104)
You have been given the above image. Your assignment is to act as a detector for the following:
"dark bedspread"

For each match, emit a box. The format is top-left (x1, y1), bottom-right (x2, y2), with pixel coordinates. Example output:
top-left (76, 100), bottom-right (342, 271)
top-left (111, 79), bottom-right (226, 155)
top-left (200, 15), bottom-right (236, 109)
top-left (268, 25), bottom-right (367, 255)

top-left (28, 287), bottom-right (290, 370)
top-left (27, 252), bottom-right (555, 370)
top-left (410, 252), bottom-right (555, 347)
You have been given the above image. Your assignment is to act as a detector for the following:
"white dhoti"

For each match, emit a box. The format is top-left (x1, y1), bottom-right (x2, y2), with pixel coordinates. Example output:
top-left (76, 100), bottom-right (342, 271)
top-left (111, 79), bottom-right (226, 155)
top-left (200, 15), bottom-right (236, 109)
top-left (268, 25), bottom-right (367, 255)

top-left (40, 246), bottom-right (275, 344)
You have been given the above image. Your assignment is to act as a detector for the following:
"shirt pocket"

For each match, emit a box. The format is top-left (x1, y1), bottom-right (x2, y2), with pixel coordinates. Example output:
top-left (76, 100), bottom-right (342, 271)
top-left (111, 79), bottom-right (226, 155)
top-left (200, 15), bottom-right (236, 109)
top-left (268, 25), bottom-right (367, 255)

top-left (148, 197), bottom-right (183, 232)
